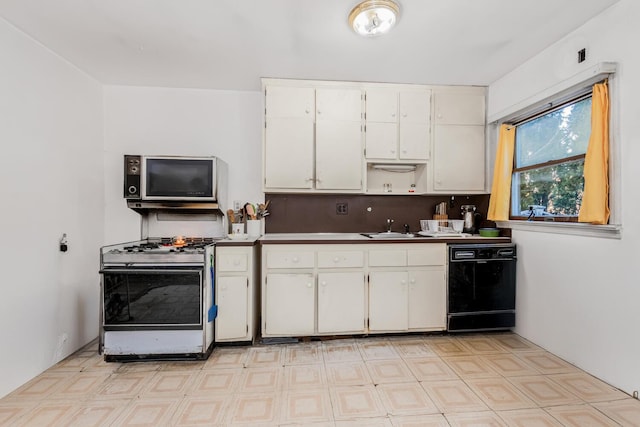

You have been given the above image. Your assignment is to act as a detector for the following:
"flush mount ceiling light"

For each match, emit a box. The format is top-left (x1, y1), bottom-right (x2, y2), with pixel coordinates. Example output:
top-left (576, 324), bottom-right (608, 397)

top-left (349, 0), bottom-right (400, 37)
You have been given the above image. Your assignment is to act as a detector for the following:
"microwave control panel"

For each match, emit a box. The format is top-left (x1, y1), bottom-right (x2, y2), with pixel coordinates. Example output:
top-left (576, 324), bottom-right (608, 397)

top-left (124, 155), bottom-right (141, 199)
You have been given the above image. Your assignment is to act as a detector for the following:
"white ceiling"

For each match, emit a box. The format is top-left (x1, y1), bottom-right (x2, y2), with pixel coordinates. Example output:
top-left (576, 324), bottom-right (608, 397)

top-left (0, 0), bottom-right (620, 91)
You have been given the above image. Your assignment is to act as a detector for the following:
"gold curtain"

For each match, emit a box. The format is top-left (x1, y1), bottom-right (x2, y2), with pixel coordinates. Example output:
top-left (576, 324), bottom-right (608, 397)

top-left (578, 82), bottom-right (610, 224)
top-left (487, 124), bottom-right (516, 221)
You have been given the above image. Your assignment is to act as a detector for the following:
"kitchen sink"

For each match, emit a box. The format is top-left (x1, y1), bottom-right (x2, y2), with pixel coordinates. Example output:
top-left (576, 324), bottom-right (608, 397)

top-left (361, 232), bottom-right (418, 239)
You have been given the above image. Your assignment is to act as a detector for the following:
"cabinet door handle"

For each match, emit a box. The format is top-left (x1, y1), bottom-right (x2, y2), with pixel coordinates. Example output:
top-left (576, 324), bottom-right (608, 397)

top-left (410, 278), bottom-right (416, 284)
top-left (321, 281), bottom-right (327, 287)
top-left (307, 283), bottom-right (312, 288)
top-left (305, 109), bottom-right (310, 114)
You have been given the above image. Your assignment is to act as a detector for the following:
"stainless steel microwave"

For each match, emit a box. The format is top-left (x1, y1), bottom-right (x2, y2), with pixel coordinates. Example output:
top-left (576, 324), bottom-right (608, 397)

top-left (124, 155), bottom-right (227, 203)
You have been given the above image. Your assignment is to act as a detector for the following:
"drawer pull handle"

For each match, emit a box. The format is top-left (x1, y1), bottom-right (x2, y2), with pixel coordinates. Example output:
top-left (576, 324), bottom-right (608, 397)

top-left (333, 257), bottom-right (340, 263)
top-left (292, 257), bottom-right (299, 263)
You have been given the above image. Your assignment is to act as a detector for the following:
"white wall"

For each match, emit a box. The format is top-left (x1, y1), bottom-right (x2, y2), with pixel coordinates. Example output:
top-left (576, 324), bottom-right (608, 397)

top-left (0, 18), bottom-right (104, 397)
top-left (488, 0), bottom-right (640, 395)
top-left (103, 86), bottom-right (263, 243)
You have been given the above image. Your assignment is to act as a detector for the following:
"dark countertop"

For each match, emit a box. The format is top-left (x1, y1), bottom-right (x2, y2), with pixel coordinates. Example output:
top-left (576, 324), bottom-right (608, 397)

top-left (216, 236), bottom-right (260, 247)
top-left (258, 233), bottom-right (511, 245)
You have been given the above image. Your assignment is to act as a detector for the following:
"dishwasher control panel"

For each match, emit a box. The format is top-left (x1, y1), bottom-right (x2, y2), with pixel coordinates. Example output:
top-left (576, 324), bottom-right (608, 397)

top-left (450, 243), bottom-right (516, 261)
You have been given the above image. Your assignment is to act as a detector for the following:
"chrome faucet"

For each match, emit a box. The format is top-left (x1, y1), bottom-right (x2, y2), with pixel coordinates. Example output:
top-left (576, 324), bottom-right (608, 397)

top-left (386, 218), bottom-right (394, 232)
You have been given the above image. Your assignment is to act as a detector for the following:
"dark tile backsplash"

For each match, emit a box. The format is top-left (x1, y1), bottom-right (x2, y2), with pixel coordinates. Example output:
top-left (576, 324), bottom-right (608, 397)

top-left (264, 193), bottom-right (492, 233)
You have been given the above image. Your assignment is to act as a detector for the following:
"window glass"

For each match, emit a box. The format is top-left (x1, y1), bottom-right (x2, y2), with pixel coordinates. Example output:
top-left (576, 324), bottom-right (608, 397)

top-left (511, 96), bottom-right (591, 219)
top-left (515, 97), bottom-right (591, 168)
top-left (513, 159), bottom-right (585, 216)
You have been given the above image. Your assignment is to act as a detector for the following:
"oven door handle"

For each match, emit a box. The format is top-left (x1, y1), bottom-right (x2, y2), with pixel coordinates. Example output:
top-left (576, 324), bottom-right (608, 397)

top-left (100, 268), bottom-right (203, 274)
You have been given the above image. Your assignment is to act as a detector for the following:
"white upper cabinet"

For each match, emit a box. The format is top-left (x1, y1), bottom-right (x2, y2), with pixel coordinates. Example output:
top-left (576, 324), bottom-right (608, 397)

top-left (264, 86), bottom-right (315, 189)
top-left (366, 88), bottom-right (398, 122)
top-left (266, 86), bottom-right (315, 119)
top-left (316, 89), bottom-right (361, 121)
top-left (264, 83), bottom-right (363, 192)
top-left (315, 88), bottom-right (363, 190)
top-left (262, 79), bottom-right (487, 195)
top-left (365, 88), bottom-right (431, 161)
top-left (431, 88), bottom-right (487, 193)
top-left (434, 92), bottom-right (485, 125)
top-left (264, 117), bottom-right (315, 189)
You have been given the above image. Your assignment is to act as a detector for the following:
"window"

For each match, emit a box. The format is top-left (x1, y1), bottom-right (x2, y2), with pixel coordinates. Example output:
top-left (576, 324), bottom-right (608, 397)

top-left (510, 95), bottom-right (592, 221)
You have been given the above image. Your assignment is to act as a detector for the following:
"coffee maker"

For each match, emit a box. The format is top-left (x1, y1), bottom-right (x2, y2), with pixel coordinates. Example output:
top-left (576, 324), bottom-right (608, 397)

top-left (461, 205), bottom-right (481, 234)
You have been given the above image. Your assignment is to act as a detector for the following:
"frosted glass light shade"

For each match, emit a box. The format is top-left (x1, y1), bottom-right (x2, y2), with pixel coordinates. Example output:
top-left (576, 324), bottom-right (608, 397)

top-left (349, 0), bottom-right (400, 37)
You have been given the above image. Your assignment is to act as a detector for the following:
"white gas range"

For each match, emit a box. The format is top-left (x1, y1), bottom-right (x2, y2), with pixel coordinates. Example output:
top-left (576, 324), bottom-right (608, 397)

top-left (99, 236), bottom-right (224, 361)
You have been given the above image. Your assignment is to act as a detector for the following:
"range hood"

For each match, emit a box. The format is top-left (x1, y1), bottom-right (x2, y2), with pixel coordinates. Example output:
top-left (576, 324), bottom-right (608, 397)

top-left (127, 200), bottom-right (222, 213)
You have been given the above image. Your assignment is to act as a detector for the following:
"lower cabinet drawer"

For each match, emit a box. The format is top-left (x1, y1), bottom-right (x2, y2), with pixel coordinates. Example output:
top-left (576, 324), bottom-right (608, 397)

top-left (217, 253), bottom-right (248, 272)
top-left (266, 251), bottom-right (314, 269)
top-left (407, 245), bottom-right (446, 266)
top-left (317, 250), bottom-right (365, 268)
top-left (369, 249), bottom-right (407, 267)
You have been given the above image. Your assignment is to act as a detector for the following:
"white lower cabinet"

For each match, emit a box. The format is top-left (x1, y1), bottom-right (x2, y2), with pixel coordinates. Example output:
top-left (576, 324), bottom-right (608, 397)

top-left (264, 273), bottom-right (315, 336)
top-left (317, 272), bottom-right (366, 333)
top-left (261, 243), bottom-right (446, 337)
top-left (369, 268), bottom-right (446, 332)
top-left (408, 269), bottom-right (446, 330)
top-left (216, 276), bottom-right (248, 340)
top-left (369, 271), bottom-right (409, 331)
top-left (215, 245), bottom-right (258, 343)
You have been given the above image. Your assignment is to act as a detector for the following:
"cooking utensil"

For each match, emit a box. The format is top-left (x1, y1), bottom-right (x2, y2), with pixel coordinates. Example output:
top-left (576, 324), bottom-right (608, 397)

top-left (227, 209), bottom-right (235, 224)
top-left (245, 203), bottom-right (257, 220)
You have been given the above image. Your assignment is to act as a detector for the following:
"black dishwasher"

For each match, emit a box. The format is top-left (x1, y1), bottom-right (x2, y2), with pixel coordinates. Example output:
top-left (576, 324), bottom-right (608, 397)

top-left (448, 243), bottom-right (517, 332)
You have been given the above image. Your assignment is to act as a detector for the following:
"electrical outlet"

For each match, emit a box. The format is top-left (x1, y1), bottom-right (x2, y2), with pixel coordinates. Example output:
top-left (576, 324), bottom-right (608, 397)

top-left (336, 203), bottom-right (348, 215)
top-left (233, 200), bottom-right (242, 211)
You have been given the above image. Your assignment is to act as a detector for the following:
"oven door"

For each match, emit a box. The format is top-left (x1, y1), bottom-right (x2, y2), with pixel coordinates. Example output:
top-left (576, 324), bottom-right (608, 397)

top-left (101, 267), bottom-right (203, 329)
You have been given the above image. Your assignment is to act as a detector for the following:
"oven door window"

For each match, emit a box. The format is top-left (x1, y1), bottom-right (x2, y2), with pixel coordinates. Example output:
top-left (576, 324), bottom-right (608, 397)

top-left (103, 269), bottom-right (202, 327)
top-left (449, 260), bottom-right (516, 313)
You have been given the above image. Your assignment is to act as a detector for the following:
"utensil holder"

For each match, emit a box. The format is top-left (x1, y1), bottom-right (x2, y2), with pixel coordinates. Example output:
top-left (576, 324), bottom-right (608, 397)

top-left (433, 214), bottom-right (448, 228)
top-left (246, 220), bottom-right (261, 236)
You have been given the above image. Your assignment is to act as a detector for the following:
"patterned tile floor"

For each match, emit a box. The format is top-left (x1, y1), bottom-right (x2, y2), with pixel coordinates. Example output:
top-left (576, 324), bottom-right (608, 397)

top-left (1, 332), bottom-right (639, 426)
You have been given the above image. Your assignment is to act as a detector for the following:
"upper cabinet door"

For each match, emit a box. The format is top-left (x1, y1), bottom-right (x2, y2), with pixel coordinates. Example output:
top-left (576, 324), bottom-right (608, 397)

top-left (264, 118), bottom-right (315, 189)
top-left (316, 120), bottom-right (362, 190)
top-left (365, 122), bottom-right (398, 159)
top-left (399, 91), bottom-right (431, 124)
top-left (433, 125), bottom-right (485, 191)
top-left (316, 88), bottom-right (362, 121)
top-left (366, 88), bottom-right (398, 123)
top-left (266, 86), bottom-right (315, 118)
top-left (434, 92), bottom-right (485, 125)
